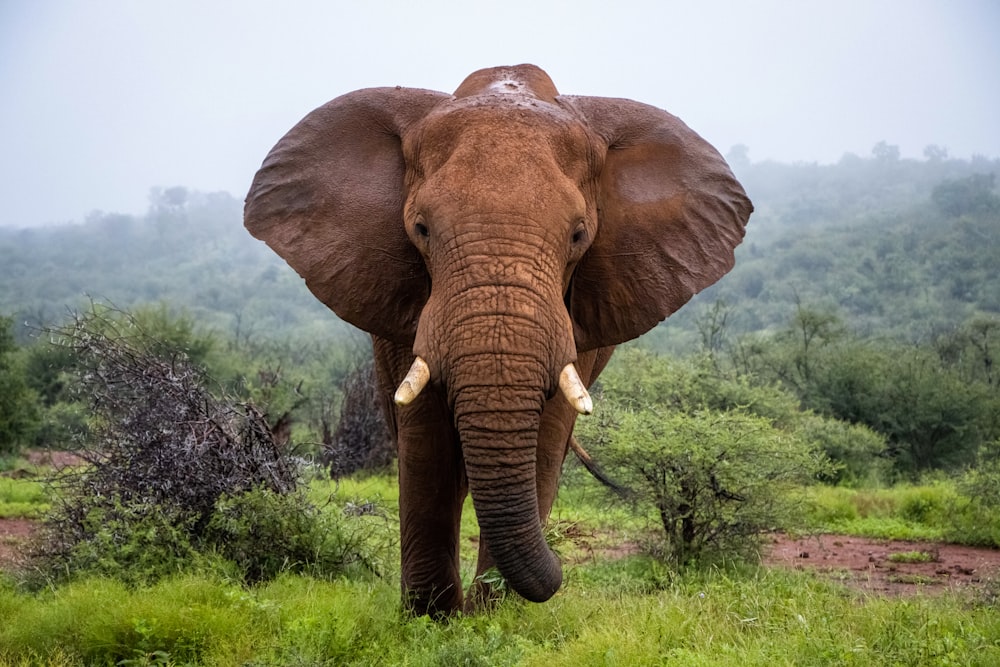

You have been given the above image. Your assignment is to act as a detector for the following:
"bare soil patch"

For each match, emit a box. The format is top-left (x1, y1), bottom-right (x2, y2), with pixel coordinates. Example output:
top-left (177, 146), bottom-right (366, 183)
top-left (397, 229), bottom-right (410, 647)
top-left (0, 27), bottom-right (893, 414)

top-left (0, 519), bottom-right (36, 571)
top-left (24, 450), bottom-right (86, 469)
top-left (764, 533), bottom-right (1000, 595)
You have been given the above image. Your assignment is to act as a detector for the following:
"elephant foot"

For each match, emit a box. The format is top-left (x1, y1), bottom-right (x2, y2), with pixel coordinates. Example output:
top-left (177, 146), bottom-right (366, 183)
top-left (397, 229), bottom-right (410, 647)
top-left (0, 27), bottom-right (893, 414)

top-left (403, 585), bottom-right (464, 619)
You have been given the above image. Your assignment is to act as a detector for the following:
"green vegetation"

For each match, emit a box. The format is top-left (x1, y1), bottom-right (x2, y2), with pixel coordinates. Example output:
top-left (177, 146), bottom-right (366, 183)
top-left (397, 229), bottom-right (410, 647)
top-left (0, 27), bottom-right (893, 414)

top-left (0, 478), bottom-right (47, 519)
top-left (1, 567), bottom-right (998, 666)
top-left (2, 472), bottom-right (999, 666)
top-left (887, 550), bottom-right (935, 564)
top-left (0, 149), bottom-right (998, 663)
top-left (0, 316), bottom-right (40, 456)
top-left (799, 481), bottom-right (1000, 545)
top-left (578, 351), bottom-right (833, 564)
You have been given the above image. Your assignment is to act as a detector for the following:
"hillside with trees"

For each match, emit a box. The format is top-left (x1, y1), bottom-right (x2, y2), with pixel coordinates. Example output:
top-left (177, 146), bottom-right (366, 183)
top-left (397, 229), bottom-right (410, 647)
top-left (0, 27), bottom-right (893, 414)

top-left (3, 149), bottom-right (996, 347)
top-left (1, 146), bottom-right (998, 483)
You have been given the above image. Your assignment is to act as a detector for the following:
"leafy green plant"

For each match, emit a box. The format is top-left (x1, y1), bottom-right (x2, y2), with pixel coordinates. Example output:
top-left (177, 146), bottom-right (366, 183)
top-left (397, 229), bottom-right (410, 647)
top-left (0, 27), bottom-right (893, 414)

top-left (207, 487), bottom-right (392, 583)
top-left (579, 351), bottom-right (832, 564)
top-left (50, 504), bottom-right (206, 586)
top-left (950, 439), bottom-right (1000, 547)
top-left (0, 315), bottom-right (40, 457)
top-left (582, 405), bottom-right (829, 565)
top-left (792, 413), bottom-right (889, 486)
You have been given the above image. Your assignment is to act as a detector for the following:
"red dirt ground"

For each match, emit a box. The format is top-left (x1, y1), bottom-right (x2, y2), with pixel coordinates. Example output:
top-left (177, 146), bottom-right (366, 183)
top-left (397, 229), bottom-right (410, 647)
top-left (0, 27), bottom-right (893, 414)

top-left (764, 533), bottom-right (1000, 595)
top-left (0, 518), bottom-right (36, 571)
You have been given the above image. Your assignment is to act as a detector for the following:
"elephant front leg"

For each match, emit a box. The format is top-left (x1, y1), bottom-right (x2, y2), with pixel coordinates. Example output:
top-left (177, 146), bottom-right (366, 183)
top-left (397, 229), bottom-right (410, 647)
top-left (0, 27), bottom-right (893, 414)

top-left (396, 397), bottom-right (468, 616)
top-left (374, 336), bottom-right (468, 616)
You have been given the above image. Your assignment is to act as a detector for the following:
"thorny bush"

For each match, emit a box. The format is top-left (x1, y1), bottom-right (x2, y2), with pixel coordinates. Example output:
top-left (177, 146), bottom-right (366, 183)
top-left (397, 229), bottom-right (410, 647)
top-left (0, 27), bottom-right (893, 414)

top-left (322, 359), bottom-right (394, 479)
top-left (30, 305), bottom-right (385, 585)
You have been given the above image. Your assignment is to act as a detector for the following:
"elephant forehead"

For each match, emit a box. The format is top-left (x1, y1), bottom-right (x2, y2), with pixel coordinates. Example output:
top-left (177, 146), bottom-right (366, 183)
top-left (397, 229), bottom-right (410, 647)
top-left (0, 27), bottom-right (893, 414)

top-left (418, 98), bottom-right (586, 152)
top-left (409, 101), bottom-right (596, 188)
top-left (414, 155), bottom-right (587, 224)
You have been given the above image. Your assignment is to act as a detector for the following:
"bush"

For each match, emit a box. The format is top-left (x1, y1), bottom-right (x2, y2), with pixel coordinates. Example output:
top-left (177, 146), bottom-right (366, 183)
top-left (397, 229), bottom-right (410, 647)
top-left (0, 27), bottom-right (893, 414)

top-left (322, 360), bottom-right (394, 479)
top-left (812, 343), bottom-right (998, 476)
top-left (207, 487), bottom-right (391, 583)
top-left (0, 316), bottom-right (40, 457)
top-left (580, 404), bottom-right (830, 565)
top-left (595, 349), bottom-right (802, 425)
top-left (29, 306), bottom-right (382, 585)
top-left (950, 439), bottom-right (1000, 547)
top-left (793, 413), bottom-right (889, 486)
top-left (49, 503), bottom-right (206, 586)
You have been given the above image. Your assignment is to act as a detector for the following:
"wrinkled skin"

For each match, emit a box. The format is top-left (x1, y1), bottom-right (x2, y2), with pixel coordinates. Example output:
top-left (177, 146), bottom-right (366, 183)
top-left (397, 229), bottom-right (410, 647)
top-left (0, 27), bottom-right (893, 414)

top-left (244, 64), bottom-right (752, 616)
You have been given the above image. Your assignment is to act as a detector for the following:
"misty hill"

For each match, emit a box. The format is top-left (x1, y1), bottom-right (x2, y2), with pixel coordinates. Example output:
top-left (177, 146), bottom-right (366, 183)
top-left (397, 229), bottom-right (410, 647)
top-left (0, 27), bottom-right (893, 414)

top-left (1, 151), bottom-right (998, 348)
top-left (0, 188), bottom-right (350, 343)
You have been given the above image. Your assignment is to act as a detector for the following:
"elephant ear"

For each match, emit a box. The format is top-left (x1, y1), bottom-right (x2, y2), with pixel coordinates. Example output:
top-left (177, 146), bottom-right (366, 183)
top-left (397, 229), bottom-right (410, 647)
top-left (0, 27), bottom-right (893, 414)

top-left (244, 87), bottom-right (449, 344)
top-left (561, 96), bottom-right (753, 351)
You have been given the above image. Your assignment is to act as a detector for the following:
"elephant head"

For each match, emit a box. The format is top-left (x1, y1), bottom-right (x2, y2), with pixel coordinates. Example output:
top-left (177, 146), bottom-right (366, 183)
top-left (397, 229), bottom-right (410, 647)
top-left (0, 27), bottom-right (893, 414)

top-left (245, 64), bottom-right (751, 605)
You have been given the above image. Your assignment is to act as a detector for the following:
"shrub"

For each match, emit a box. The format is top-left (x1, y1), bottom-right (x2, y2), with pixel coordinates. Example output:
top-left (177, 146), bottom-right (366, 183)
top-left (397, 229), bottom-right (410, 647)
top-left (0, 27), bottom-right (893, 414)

top-left (29, 306), bottom-right (382, 585)
top-left (792, 413), bottom-right (889, 486)
top-left (950, 439), bottom-right (1000, 547)
top-left (48, 503), bottom-right (206, 586)
top-left (595, 349), bottom-right (803, 425)
top-left (322, 360), bottom-right (394, 479)
top-left (0, 315), bottom-right (40, 457)
top-left (580, 405), bottom-right (830, 565)
top-left (207, 487), bottom-right (391, 583)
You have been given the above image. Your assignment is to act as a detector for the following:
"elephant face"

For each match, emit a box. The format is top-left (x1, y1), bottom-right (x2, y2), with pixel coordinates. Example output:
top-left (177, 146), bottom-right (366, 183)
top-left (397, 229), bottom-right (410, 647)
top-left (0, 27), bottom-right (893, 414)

top-left (400, 93), bottom-right (599, 402)
top-left (244, 64), bottom-right (752, 606)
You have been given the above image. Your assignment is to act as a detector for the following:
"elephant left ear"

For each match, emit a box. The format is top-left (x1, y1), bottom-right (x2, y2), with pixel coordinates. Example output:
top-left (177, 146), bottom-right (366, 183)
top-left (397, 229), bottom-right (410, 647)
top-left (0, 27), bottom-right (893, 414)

top-left (560, 96), bottom-right (753, 351)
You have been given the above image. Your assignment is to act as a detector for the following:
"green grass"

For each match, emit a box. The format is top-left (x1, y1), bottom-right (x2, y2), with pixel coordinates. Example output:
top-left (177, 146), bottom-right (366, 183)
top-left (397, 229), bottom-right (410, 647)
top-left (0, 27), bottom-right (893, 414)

top-left (887, 550), bottom-right (936, 564)
top-left (0, 478), bottom-right (49, 519)
top-left (1, 563), bottom-right (997, 666)
top-left (2, 470), bottom-right (999, 665)
top-left (797, 481), bottom-right (999, 546)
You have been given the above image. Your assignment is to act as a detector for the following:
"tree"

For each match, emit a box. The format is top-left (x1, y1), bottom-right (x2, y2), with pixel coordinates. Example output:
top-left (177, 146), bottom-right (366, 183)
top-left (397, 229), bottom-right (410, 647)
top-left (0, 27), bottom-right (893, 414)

top-left (726, 144), bottom-right (751, 171)
top-left (872, 140), bottom-right (900, 163)
top-left (932, 173), bottom-right (1000, 218)
top-left (322, 359), bottom-right (394, 479)
top-left (806, 341), bottom-right (997, 476)
top-left (579, 351), bottom-right (831, 564)
top-left (923, 144), bottom-right (948, 162)
top-left (582, 403), bottom-right (826, 565)
top-left (0, 315), bottom-right (40, 456)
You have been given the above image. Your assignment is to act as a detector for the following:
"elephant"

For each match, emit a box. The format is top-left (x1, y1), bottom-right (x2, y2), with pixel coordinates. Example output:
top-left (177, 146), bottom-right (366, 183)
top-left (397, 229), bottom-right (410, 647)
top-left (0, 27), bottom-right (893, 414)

top-left (244, 64), bottom-right (752, 616)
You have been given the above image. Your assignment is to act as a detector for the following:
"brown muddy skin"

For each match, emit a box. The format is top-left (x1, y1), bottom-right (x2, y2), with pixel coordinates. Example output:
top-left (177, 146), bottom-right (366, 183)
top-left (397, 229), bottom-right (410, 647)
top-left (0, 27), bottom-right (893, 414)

top-left (244, 64), bottom-right (752, 615)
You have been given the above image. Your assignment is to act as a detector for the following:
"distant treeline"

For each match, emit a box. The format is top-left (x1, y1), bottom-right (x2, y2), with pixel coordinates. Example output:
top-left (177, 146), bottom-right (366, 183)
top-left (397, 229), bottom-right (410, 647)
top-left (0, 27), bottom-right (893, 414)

top-left (1, 149), bottom-right (998, 348)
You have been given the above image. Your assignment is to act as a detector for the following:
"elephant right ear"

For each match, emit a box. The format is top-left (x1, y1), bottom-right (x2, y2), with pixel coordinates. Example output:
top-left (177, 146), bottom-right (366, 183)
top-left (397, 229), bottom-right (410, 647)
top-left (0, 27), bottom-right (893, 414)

top-left (244, 87), bottom-right (449, 344)
top-left (561, 96), bottom-right (753, 351)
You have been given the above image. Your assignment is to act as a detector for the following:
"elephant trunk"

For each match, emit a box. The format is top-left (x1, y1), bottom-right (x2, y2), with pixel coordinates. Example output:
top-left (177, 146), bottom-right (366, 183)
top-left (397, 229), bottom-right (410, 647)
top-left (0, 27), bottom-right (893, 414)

top-left (414, 232), bottom-right (574, 603)
top-left (452, 361), bottom-right (563, 602)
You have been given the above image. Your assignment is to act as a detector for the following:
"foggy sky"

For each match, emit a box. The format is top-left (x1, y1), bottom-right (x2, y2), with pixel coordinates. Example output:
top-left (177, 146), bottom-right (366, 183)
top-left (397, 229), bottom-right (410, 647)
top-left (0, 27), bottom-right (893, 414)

top-left (2, 0), bottom-right (998, 228)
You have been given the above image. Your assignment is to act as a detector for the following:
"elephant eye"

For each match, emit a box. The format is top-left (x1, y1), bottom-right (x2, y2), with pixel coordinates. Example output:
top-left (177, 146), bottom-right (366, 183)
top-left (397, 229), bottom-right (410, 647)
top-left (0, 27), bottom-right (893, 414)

top-left (571, 221), bottom-right (588, 245)
top-left (414, 221), bottom-right (429, 238)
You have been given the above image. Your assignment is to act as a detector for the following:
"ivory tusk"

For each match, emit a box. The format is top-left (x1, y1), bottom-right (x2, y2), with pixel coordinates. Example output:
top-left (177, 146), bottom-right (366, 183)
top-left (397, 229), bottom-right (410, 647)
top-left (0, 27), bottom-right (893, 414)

top-left (559, 363), bottom-right (593, 415)
top-left (394, 356), bottom-right (431, 406)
